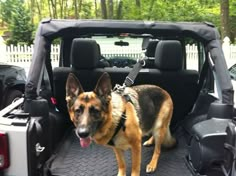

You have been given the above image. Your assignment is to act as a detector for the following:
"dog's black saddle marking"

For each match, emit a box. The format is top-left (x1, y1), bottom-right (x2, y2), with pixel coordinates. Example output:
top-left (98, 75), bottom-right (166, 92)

top-left (108, 94), bottom-right (133, 146)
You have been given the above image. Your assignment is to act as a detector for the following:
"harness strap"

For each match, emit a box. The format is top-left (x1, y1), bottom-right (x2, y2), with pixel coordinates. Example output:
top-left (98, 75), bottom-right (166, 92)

top-left (108, 112), bottom-right (126, 146)
top-left (107, 94), bottom-right (133, 146)
top-left (124, 59), bottom-right (145, 87)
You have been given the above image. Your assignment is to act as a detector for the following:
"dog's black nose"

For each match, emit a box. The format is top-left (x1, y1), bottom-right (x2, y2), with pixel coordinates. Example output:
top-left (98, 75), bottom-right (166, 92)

top-left (77, 127), bottom-right (90, 138)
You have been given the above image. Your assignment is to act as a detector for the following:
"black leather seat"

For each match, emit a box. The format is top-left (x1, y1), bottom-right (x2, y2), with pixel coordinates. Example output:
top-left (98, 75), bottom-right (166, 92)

top-left (143, 40), bottom-right (159, 68)
top-left (146, 40), bottom-right (159, 58)
top-left (53, 39), bottom-right (105, 114)
top-left (152, 40), bottom-right (199, 126)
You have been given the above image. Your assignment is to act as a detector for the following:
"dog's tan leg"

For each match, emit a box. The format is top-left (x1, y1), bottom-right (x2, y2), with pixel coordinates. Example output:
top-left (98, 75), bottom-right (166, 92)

top-left (146, 99), bottom-right (174, 173)
top-left (125, 104), bottom-right (142, 176)
top-left (130, 142), bottom-right (141, 176)
top-left (146, 126), bottom-right (166, 173)
top-left (143, 136), bottom-right (154, 146)
top-left (113, 148), bottom-right (126, 176)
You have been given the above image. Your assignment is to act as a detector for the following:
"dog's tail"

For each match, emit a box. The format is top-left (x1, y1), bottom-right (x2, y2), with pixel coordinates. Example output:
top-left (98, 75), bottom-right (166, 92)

top-left (162, 126), bottom-right (176, 148)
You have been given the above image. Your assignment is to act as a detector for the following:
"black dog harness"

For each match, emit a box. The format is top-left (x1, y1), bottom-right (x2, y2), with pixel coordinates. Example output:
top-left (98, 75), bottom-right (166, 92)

top-left (107, 94), bottom-right (133, 146)
top-left (107, 59), bottom-right (144, 146)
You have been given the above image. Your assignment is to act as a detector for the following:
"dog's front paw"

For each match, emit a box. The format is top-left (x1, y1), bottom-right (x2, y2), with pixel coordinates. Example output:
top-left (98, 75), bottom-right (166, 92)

top-left (117, 169), bottom-right (126, 176)
top-left (146, 162), bottom-right (157, 173)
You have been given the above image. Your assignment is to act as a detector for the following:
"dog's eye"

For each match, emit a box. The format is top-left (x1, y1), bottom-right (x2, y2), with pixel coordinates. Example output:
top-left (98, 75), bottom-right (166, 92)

top-left (75, 105), bottom-right (84, 115)
top-left (89, 106), bottom-right (100, 114)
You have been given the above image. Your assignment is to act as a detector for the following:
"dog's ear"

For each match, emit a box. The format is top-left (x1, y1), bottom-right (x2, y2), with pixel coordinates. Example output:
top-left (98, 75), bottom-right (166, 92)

top-left (94, 72), bottom-right (112, 97)
top-left (66, 73), bottom-right (84, 105)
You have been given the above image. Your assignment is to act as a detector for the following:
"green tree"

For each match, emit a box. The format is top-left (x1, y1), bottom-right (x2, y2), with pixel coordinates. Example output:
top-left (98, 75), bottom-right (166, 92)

top-left (101, 0), bottom-right (107, 19)
top-left (1, 0), bottom-right (20, 24)
top-left (7, 2), bottom-right (34, 45)
top-left (1, 0), bottom-right (236, 42)
top-left (80, 1), bottom-right (93, 18)
top-left (221, 0), bottom-right (230, 39)
top-left (121, 0), bottom-right (219, 21)
top-left (229, 0), bottom-right (236, 42)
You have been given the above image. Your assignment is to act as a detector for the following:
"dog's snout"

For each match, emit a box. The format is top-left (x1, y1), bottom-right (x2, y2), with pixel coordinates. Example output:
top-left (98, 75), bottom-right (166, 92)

top-left (77, 127), bottom-right (90, 138)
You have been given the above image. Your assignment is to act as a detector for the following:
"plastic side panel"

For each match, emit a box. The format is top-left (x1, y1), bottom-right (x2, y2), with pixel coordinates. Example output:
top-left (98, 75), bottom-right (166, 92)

top-left (188, 118), bottom-right (230, 174)
top-left (224, 121), bottom-right (236, 174)
top-left (25, 98), bottom-right (52, 176)
top-left (0, 124), bottom-right (28, 176)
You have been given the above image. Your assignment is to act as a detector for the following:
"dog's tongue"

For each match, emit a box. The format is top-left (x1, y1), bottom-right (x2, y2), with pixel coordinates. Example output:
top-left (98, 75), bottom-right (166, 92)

top-left (80, 137), bottom-right (91, 148)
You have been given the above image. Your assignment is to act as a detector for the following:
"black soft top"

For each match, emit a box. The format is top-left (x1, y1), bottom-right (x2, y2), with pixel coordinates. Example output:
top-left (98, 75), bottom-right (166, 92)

top-left (40, 19), bottom-right (219, 42)
top-left (25, 19), bottom-right (233, 106)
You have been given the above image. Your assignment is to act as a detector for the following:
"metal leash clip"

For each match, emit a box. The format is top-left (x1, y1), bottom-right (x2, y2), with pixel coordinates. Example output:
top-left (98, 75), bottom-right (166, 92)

top-left (113, 83), bottom-right (126, 94)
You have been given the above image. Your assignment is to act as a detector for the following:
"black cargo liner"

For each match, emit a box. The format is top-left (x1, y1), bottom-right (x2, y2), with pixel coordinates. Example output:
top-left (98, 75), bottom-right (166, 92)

top-left (46, 128), bottom-right (192, 176)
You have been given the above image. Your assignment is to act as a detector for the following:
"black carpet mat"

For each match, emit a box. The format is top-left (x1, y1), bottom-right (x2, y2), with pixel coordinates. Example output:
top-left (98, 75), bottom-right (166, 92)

top-left (47, 129), bottom-right (192, 176)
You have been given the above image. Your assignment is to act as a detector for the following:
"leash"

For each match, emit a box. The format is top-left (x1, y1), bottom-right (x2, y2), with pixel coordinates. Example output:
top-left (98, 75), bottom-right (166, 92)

top-left (113, 58), bottom-right (146, 93)
top-left (108, 59), bottom-right (145, 146)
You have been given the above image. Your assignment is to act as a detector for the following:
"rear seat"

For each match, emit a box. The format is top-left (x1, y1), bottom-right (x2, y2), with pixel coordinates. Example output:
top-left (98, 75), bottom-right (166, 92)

top-left (145, 40), bottom-right (159, 58)
top-left (143, 40), bottom-right (158, 68)
top-left (53, 39), bottom-right (105, 114)
top-left (150, 40), bottom-right (199, 126)
top-left (53, 39), bottom-right (199, 128)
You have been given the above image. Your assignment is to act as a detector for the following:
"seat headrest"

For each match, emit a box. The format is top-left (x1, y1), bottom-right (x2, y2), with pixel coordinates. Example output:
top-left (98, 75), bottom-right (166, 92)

top-left (145, 40), bottom-right (159, 57)
top-left (70, 38), bottom-right (100, 69)
top-left (155, 40), bottom-right (183, 70)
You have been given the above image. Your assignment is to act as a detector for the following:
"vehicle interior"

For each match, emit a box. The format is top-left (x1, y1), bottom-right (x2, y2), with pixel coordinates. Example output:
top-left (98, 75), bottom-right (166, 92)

top-left (22, 25), bottom-right (234, 176)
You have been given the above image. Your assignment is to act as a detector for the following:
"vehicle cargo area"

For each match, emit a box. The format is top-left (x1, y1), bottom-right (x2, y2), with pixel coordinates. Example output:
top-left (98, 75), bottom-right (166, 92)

top-left (46, 126), bottom-right (190, 176)
top-left (1, 20), bottom-right (235, 176)
top-left (44, 35), bottom-right (200, 175)
top-left (42, 30), bottom-right (230, 176)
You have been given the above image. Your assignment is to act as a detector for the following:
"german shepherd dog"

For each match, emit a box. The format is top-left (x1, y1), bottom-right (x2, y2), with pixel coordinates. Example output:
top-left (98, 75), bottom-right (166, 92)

top-left (66, 72), bottom-right (176, 176)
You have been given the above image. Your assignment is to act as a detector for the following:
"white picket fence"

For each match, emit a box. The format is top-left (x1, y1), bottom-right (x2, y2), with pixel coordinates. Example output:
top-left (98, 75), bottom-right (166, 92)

top-left (2, 43), bottom-right (60, 66)
top-left (0, 37), bottom-right (236, 75)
